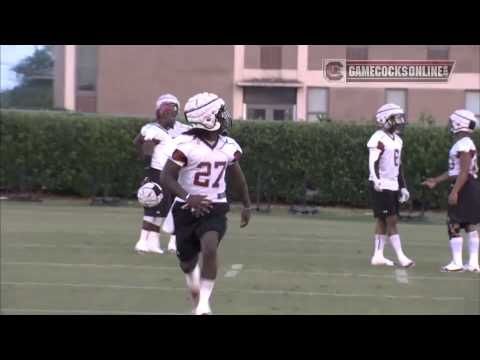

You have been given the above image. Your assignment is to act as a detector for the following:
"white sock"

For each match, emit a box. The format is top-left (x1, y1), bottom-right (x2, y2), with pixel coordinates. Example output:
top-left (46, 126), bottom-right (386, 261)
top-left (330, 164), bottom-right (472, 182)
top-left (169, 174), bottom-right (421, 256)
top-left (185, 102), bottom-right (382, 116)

top-left (468, 231), bottom-right (479, 266)
top-left (185, 264), bottom-right (200, 291)
top-left (389, 234), bottom-right (407, 261)
top-left (135, 230), bottom-right (149, 249)
top-left (198, 278), bottom-right (215, 309)
top-left (146, 231), bottom-right (162, 250)
top-left (139, 230), bottom-right (148, 243)
top-left (450, 236), bottom-right (463, 266)
top-left (168, 235), bottom-right (176, 247)
top-left (374, 234), bottom-right (386, 257)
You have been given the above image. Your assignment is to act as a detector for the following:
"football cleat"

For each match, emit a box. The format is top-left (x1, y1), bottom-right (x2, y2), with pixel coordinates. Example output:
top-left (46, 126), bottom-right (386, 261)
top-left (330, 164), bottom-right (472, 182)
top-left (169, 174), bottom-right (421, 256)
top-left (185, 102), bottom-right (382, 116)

top-left (195, 302), bottom-right (212, 315)
top-left (464, 264), bottom-right (480, 273)
top-left (441, 262), bottom-right (465, 272)
top-left (371, 256), bottom-right (395, 267)
top-left (398, 258), bottom-right (415, 268)
top-left (146, 235), bottom-right (164, 254)
top-left (134, 239), bottom-right (149, 254)
top-left (147, 247), bottom-right (164, 255)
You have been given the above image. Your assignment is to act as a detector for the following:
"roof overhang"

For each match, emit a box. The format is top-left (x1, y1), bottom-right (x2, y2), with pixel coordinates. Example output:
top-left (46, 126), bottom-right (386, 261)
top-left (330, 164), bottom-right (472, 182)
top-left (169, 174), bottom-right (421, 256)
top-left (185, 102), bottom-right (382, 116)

top-left (237, 79), bottom-right (303, 88)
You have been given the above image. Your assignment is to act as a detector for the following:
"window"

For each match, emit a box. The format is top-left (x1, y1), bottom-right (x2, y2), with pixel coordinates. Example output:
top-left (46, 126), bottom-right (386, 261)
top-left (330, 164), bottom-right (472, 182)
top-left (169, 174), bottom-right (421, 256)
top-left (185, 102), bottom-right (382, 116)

top-left (246, 108), bottom-right (266, 120)
top-left (260, 46), bottom-right (282, 69)
top-left (244, 87), bottom-right (296, 121)
top-left (273, 109), bottom-right (286, 121)
top-left (385, 89), bottom-right (407, 115)
top-left (307, 88), bottom-right (329, 121)
top-left (465, 91), bottom-right (480, 121)
top-left (76, 45), bottom-right (97, 91)
top-left (346, 46), bottom-right (368, 60)
top-left (427, 46), bottom-right (449, 60)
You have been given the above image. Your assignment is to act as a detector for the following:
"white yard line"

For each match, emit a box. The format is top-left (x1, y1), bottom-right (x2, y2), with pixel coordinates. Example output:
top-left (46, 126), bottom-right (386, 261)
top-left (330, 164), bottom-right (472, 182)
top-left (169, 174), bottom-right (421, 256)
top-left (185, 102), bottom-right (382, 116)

top-left (0, 308), bottom-right (182, 315)
top-left (2, 261), bottom-right (178, 271)
top-left (1, 281), bottom-right (466, 302)
top-left (1, 244), bottom-right (452, 263)
top-left (3, 237), bottom-right (449, 248)
top-left (224, 270), bottom-right (239, 278)
top-left (3, 261), bottom-right (478, 282)
top-left (394, 269), bottom-right (409, 284)
top-left (225, 264), bottom-right (244, 278)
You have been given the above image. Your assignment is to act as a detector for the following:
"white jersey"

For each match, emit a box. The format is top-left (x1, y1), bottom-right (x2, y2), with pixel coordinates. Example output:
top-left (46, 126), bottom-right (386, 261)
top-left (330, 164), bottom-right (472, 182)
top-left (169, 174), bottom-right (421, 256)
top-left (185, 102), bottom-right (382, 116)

top-left (141, 121), bottom-right (191, 171)
top-left (169, 121), bottom-right (191, 138)
top-left (367, 130), bottom-right (403, 191)
top-left (448, 137), bottom-right (478, 179)
top-left (167, 134), bottom-right (242, 203)
top-left (141, 122), bottom-right (172, 170)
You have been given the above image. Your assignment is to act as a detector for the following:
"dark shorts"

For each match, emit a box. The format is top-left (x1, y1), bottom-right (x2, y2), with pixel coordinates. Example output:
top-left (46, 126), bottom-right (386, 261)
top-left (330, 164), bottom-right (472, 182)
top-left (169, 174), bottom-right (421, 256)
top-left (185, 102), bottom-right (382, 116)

top-left (447, 176), bottom-right (480, 225)
top-left (143, 169), bottom-right (174, 218)
top-left (368, 181), bottom-right (399, 218)
top-left (172, 202), bottom-right (230, 262)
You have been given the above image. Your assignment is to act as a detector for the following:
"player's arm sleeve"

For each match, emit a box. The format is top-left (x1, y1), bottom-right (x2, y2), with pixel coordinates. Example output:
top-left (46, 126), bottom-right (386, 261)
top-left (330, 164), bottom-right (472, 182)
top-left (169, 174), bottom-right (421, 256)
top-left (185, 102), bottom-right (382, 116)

top-left (456, 139), bottom-right (475, 157)
top-left (368, 141), bottom-right (384, 182)
top-left (168, 142), bottom-right (189, 167)
top-left (142, 128), bottom-right (164, 163)
top-left (227, 140), bottom-right (243, 166)
top-left (140, 125), bottom-right (149, 137)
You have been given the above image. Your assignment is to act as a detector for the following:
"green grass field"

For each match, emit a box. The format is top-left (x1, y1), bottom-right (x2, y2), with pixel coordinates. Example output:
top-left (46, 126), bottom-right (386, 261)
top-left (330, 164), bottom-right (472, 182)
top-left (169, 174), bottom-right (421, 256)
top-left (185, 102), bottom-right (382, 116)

top-left (1, 199), bottom-right (479, 315)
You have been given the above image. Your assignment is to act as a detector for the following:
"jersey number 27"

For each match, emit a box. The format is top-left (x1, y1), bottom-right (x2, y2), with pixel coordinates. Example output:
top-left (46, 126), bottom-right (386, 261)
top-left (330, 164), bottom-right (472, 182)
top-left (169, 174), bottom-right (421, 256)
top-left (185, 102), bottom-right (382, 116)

top-left (193, 162), bottom-right (227, 188)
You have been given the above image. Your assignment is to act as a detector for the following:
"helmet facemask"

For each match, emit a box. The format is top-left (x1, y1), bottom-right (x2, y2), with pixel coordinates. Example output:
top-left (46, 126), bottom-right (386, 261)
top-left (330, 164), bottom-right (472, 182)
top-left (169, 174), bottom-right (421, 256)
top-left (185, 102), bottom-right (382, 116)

top-left (217, 105), bottom-right (232, 132)
top-left (384, 114), bottom-right (406, 134)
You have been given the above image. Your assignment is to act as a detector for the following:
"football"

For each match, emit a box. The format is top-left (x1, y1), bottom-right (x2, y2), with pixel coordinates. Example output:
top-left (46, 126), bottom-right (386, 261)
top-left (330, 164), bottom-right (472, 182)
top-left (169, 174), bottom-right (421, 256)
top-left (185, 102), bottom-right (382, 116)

top-left (137, 182), bottom-right (163, 208)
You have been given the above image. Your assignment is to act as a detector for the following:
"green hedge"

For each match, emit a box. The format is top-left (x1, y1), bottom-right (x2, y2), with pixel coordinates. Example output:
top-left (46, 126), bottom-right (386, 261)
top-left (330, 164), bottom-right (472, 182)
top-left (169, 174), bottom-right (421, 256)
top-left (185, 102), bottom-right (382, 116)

top-left (0, 110), bottom-right (145, 197)
top-left (1, 109), bottom-right (479, 209)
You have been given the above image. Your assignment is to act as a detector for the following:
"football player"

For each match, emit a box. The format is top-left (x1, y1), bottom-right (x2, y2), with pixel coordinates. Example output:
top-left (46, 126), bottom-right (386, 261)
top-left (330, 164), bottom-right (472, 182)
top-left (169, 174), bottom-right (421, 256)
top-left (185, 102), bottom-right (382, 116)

top-left (161, 92), bottom-right (252, 315)
top-left (423, 110), bottom-right (480, 273)
top-left (367, 103), bottom-right (414, 268)
top-left (133, 93), bottom-right (183, 254)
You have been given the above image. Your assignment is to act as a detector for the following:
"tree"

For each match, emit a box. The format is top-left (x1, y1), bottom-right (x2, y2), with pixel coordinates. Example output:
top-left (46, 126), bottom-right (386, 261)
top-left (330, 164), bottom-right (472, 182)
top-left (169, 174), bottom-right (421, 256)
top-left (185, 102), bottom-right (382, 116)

top-left (0, 46), bottom-right (54, 109)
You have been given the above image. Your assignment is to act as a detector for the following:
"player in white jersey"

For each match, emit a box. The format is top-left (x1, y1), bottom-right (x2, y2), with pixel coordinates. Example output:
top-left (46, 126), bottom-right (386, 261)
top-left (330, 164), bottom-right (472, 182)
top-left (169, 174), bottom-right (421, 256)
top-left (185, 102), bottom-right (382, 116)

top-left (161, 92), bottom-right (252, 315)
top-left (423, 109), bottom-right (480, 273)
top-left (162, 120), bottom-right (192, 253)
top-left (367, 103), bottom-right (414, 268)
top-left (132, 93), bottom-right (183, 254)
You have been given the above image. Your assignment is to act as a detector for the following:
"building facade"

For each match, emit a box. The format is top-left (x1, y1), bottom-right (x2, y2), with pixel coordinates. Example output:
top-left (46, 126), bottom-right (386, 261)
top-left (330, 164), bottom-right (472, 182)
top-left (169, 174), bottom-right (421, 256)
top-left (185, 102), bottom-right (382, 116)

top-left (54, 45), bottom-right (480, 123)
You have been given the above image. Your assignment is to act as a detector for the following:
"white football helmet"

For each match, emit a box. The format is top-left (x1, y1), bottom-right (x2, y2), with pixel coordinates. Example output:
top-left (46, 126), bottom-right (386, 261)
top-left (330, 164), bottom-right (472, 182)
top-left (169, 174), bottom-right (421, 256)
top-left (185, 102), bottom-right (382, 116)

top-left (137, 182), bottom-right (163, 208)
top-left (184, 92), bottom-right (232, 132)
top-left (449, 109), bottom-right (477, 134)
top-left (155, 93), bottom-right (180, 111)
top-left (375, 103), bottom-right (406, 131)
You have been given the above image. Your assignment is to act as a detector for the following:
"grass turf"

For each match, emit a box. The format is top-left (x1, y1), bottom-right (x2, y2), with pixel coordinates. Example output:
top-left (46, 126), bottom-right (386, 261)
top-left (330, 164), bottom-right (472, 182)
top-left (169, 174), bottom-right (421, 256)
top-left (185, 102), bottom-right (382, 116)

top-left (1, 199), bottom-right (479, 314)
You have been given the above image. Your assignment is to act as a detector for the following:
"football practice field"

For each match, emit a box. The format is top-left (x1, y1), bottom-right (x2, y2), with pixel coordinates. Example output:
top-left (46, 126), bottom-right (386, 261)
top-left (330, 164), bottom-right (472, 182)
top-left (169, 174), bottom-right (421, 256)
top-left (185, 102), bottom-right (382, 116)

top-left (1, 199), bottom-right (479, 315)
